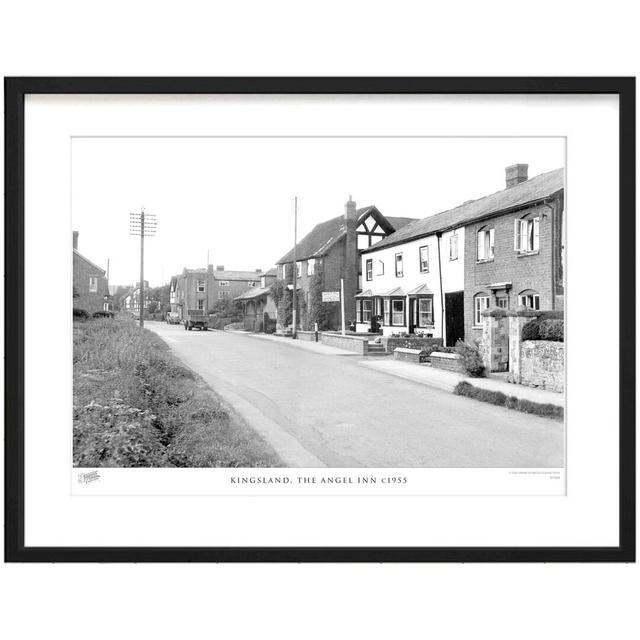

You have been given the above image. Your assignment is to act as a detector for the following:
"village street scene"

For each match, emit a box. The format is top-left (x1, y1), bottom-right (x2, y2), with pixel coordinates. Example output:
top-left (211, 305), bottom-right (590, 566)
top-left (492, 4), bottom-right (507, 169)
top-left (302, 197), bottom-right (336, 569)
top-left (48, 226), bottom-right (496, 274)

top-left (73, 139), bottom-right (565, 469)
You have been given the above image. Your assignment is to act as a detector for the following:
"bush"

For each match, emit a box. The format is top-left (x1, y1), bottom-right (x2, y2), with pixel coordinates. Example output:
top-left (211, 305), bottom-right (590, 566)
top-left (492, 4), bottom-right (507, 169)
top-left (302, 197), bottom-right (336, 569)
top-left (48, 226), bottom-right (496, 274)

top-left (92, 310), bottom-right (114, 319)
top-left (454, 340), bottom-right (485, 377)
top-left (522, 318), bottom-right (564, 342)
top-left (73, 308), bottom-right (89, 319)
top-left (453, 381), bottom-right (563, 420)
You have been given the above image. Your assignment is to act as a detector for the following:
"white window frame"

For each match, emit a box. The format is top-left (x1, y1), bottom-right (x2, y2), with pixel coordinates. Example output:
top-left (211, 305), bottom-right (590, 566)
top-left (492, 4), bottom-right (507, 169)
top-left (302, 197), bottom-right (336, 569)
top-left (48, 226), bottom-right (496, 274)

top-left (474, 295), bottom-right (490, 326)
top-left (417, 297), bottom-right (433, 327)
top-left (103, 302), bottom-right (109, 311)
top-left (296, 262), bottom-right (302, 278)
top-left (196, 279), bottom-right (206, 292)
top-left (391, 298), bottom-right (405, 326)
top-left (449, 232), bottom-right (459, 260)
top-left (196, 299), bottom-right (205, 310)
top-left (477, 228), bottom-right (495, 261)
top-left (376, 260), bottom-right (384, 276)
top-left (518, 293), bottom-right (540, 310)
top-left (514, 216), bottom-right (540, 253)
top-left (395, 253), bottom-right (404, 277)
top-left (218, 280), bottom-right (230, 287)
top-left (247, 281), bottom-right (256, 287)
top-left (307, 259), bottom-right (315, 276)
top-left (419, 245), bottom-right (429, 273)
top-left (365, 259), bottom-right (373, 281)
top-left (89, 276), bottom-right (98, 293)
top-left (383, 298), bottom-right (390, 326)
top-left (218, 291), bottom-right (230, 300)
top-left (362, 299), bottom-right (372, 323)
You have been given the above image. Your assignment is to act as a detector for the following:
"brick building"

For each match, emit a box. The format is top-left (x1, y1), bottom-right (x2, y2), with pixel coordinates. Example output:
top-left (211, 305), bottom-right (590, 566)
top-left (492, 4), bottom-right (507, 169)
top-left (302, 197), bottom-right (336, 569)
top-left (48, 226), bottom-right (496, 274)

top-left (463, 166), bottom-right (564, 342)
top-left (235, 268), bottom-right (278, 331)
top-left (358, 165), bottom-right (564, 345)
top-left (170, 265), bottom-right (263, 319)
top-left (275, 197), bottom-right (415, 330)
top-left (72, 231), bottom-right (110, 314)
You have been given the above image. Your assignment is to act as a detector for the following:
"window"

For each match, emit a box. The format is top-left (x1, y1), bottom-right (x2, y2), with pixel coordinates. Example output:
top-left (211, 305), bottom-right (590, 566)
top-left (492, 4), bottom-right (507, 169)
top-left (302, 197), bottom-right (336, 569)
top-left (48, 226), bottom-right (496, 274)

top-left (376, 260), bottom-right (384, 276)
top-left (89, 276), bottom-right (98, 292)
top-left (392, 299), bottom-right (405, 326)
top-left (375, 297), bottom-right (382, 319)
top-left (395, 253), bottom-right (404, 277)
top-left (357, 299), bottom-right (373, 323)
top-left (449, 232), bottom-right (459, 260)
top-left (357, 234), bottom-right (370, 250)
top-left (307, 259), bottom-right (315, 276)
top-left (417, 297), bottom-right (433, 327)
top-left (296, 262), bottom-right (302, 278)
top-left (365, 259), bottom-right (373, 281)
top-left (497, 296), bottom-right (509, 309)
top-left (218, 280), bottom-right (230, 287)
top-left (281, 264), bottom-right (287, 279)
top-left (247, 281), bottom-right (256, 287)
top-left (474, 294), bottom-right (490, 325)
top-left (196, 299), bottom-right (205, 310)
top-left (518, 291), bottom-right (540, 310)
top-left (419, 246), bottom-right (429, 272)
top-left (196, 279), bottom-right (205, 292)
top-left (218, 291), bottom-right (230, 299)
top-left (103, 302), bottom-right (109, 311)
top-left (383, 299), bottom-right (390, 325)
top-left (514, 217), bottom-right (540, 252)
top-left (477, 227), bottom-right (495, 261)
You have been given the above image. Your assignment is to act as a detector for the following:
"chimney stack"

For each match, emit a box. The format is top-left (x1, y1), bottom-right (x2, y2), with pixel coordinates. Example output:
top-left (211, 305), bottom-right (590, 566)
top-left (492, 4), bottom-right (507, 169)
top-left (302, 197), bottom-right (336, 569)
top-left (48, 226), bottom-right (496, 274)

top-left (345, 195), bottom-right (357, 221)
top-left (215, 265), bottom-right (225, 271)
top-left (73, 230), bottom-right (79, 250)
top-left (505, 164), bottom-right (528, 188)
top-left (207, 264), bottom-right (214, 274)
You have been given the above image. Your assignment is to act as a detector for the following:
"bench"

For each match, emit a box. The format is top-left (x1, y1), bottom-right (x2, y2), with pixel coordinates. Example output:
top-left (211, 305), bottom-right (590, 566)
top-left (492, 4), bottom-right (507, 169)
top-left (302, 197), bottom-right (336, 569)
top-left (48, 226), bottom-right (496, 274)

top-left (393, 347), bottom-right (428, 364)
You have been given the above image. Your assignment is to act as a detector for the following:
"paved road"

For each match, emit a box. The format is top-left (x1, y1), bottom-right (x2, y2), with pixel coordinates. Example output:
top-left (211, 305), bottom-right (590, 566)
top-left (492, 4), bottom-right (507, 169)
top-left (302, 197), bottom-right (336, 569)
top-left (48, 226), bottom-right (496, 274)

top-left (147, 323), bottom-right (564, 468)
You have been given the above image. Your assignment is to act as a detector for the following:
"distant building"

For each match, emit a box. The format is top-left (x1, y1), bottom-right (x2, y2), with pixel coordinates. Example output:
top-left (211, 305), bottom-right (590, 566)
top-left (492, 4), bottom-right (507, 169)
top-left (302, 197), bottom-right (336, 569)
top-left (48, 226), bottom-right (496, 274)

top-left (120, 281), bottom-right (149, 314)
top-left (235, 268), bottom-right (278, 331)
top-left (275, 198), bottom-right (415, 330)
top-left (170, 265), bottom-right (262, 320)
top-left (72, 231), bottom-right (110, 314)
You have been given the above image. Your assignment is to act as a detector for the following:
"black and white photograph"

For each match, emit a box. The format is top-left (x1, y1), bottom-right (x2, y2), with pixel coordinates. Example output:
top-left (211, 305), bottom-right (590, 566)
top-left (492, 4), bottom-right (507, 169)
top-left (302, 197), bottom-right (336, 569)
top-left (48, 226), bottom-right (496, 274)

top-left (72, 137), bottom-right (566, 472)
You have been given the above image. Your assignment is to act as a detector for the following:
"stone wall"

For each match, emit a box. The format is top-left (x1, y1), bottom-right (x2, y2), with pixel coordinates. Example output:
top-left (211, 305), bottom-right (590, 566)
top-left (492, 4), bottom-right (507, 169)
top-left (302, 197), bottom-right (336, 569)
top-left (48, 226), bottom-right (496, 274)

top-left (519, 340), bottom-right (565, 392)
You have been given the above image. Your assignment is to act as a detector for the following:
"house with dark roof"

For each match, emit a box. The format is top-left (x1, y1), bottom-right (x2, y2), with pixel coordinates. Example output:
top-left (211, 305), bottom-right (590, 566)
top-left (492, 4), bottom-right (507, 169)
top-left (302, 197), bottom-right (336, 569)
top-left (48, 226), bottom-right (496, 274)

top-left (234, 268), bottom-right (278, 332)
top-left (170, 264), bottom-right (263, 319)
top-left (72, 231), bottom-right (110, 314)
top-left (275, 197), bottom-right (416, 330)
top-left (359, 165), bottom-right (565, 344)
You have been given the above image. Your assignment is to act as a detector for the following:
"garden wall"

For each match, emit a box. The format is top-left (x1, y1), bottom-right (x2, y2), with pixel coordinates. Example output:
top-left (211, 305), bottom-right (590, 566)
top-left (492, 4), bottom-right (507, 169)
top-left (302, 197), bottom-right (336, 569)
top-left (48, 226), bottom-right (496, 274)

top-left (381, 336), bottom-right (443, 354)
top-left (320, 333), bottom-right (369, 354)
top-left (430, 352), bottom-right (466, 373)
top-left (519, 340), bottom-right (565, 393)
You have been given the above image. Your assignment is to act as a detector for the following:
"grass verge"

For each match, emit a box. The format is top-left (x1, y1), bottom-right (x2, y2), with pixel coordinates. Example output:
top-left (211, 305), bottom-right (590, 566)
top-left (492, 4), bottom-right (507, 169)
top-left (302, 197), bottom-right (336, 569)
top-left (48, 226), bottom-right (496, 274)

top-left (453, 381), bottom-right (564, 421)
top-left (74, 316), bottom-right (283, 467)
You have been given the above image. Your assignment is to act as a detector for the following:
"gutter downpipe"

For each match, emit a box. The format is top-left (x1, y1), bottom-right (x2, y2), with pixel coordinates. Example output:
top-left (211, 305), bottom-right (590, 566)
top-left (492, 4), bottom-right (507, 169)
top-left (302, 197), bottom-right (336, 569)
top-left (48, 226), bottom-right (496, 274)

top-left (436, 232), bottom-right (445, 345)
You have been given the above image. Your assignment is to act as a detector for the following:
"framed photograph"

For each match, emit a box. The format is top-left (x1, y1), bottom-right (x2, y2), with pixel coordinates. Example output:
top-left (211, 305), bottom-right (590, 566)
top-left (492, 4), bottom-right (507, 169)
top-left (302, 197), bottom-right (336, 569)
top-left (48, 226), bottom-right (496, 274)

top-left (4, 77), bottom-right (635, 562)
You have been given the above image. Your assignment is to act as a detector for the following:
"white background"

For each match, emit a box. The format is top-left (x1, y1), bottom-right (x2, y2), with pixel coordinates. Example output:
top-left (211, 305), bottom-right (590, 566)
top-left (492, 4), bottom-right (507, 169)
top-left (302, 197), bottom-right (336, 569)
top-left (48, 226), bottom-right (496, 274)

top-left (1, 1), bottom-right (638, 639)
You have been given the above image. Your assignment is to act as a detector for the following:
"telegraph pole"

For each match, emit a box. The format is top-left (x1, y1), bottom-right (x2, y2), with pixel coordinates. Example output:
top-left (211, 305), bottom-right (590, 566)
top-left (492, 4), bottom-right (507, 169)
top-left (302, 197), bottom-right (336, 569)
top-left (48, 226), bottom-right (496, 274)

top-left (292, 196), bottom-right (298, 339)
top-left (129, 208), bottom-right (156, 328)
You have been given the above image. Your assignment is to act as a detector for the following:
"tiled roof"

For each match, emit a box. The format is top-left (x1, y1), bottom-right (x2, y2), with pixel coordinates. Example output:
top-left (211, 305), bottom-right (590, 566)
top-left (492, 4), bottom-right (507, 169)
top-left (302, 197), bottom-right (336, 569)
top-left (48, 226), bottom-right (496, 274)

top-left (363, 168), bottom-right (564, 253)
top-left (183, 268), bottom-right (262, 281)
top-left (277, 207), bottom-right (417, 264)
top-left (235, 285), bottom-right (273, 301)
top-left (73, 249), bottom-right (106, 275)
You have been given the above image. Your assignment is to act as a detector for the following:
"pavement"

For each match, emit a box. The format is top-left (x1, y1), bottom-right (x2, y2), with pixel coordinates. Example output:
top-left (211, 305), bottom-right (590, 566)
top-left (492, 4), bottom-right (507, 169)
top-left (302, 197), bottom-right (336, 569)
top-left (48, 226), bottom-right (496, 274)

top-left (359, 360), bottom-right (565, 407)
top-left (147, 322), bottom-right (565, 468)
top-left (230, 330), bottom-right (358, 356)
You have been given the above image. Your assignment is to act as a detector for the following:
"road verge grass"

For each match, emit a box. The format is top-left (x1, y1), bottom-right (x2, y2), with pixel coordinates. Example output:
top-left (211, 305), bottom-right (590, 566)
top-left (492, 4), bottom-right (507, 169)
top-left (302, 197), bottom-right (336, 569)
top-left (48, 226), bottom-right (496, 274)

top-left (74, 317), bottom-right (283, 467)
top-left (453, 381), bottom-right (564, 421)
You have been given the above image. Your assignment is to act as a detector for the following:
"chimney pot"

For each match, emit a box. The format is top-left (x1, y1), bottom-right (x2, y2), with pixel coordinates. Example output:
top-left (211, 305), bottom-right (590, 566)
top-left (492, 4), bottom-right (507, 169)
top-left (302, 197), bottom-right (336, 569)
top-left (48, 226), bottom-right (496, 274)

top-left (505, 164), bottom-right (529, 188)
top-left (73, 230), bottom-right (79, 250)
top-left (207, 264), bottom-right (213, 274)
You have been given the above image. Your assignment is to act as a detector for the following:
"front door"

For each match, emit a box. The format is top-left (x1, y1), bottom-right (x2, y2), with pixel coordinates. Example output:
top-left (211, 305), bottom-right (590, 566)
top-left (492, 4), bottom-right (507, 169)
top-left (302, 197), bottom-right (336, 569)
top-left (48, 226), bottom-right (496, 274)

top-left (408, 298), bottom-right (417, 334)
top-left (444, 290), bottom-right (464, 346)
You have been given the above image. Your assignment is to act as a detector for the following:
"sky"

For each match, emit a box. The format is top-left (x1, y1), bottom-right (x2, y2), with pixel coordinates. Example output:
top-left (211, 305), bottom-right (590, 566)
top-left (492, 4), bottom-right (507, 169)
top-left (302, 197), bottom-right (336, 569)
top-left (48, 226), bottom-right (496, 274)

top-left (71, 137), bottom-right (564, 287)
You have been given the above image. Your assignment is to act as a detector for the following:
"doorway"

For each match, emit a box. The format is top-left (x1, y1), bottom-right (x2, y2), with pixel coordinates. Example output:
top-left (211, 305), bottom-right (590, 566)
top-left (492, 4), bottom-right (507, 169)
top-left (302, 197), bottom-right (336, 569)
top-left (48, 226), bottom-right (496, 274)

top-left (444, 290), bottom-right (464, 347)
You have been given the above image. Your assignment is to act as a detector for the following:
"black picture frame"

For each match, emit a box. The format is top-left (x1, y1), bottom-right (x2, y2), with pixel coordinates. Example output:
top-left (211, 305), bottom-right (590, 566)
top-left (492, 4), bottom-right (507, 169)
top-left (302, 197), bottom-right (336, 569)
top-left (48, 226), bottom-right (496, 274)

top-left (4, 77), bottom-right (635, 563)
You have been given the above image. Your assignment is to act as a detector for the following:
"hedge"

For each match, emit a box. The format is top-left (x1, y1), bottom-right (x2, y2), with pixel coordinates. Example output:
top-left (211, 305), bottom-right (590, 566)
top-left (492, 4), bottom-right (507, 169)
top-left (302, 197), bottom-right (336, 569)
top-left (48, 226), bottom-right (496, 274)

top-left (522, 318), bottom-right (564, 342)
top-left (454, 381), bottom-right (563, 420)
